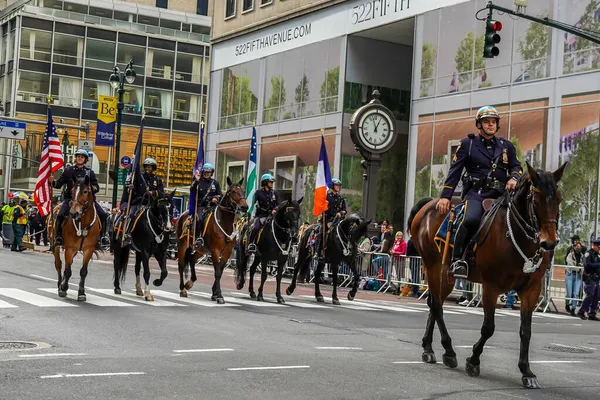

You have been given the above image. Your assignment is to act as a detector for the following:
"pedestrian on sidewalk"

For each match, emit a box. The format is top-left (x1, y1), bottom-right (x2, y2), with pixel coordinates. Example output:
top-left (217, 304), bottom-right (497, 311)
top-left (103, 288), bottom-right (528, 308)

top-left (565, 240), bottom-right (584, 316)
top-left (11, 199), bottom-right (28, 252)
top-left (577, 238), bottom-right (600, 321)
top-left (2, 198), bottom-right (15, 248)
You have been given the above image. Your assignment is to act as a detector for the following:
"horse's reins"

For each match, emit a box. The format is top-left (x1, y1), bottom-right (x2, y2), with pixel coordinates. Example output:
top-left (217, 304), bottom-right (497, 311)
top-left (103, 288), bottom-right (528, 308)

top-left (70, 184), bottom-right (97, 238)
top-left (271, 206), bottom-right (298, 256)
top-left (335, 219), bottom-right (355, 257)
top-left (213, 188), bottom-right (240, 242)
top-left (146, 198), bottom-right (172, 243)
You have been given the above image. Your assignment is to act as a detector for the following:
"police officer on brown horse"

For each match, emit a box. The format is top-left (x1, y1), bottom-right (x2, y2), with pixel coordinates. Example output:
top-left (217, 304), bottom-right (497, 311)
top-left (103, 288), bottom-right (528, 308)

top-left (436, 106), bottom-right (523, 279)
top-left (190, 163), bottom-right (222, 249)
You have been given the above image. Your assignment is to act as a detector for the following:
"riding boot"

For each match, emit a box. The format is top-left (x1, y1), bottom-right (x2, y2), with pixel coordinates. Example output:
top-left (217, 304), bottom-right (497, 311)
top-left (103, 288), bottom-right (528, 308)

top-left (52, 215), bottom-right (65, 250)
top-left (193, 216), bottom-right (204, 250)
top-left (450, 226), bottom-right (470, 279)
top-left (122, 218), bottom-right (133, 247)
top-left (96, 215), bottom-right (108, 250)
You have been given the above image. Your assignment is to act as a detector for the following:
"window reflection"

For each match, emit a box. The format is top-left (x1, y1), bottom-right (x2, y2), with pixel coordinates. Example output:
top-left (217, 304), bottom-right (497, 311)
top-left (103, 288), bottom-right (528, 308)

top-left (219, 60), bottom-right (260, 129)
top-left (85, 39), bottom-right (115, 70)
top-left (51, 76), bottom-right (82, 107)
top-left (16, 71), bottom-right (50, 103)
top-left (53, 33), bottom-right (84, 66)
top-left (20, 29), bottom-right (52, 62)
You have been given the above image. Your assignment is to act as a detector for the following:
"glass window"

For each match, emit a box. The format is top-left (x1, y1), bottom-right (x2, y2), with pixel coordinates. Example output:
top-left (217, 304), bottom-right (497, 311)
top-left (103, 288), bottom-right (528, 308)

top-left (280, 48), bottom-right (305, 119)
top-left (303, 40), bottom-right (328, 116)
top-left (320, 38), bottom-right (341, 113)
top-left (173, 92), bottom-right (201, 122)
top-left (176, 53), bottom-right (203, 83)
top-left (165, 131), bottom-right (198, 188)
top-left (561, 0), bottom-right (600, 75)
top-left (147, 49), bottom-right (174, 79)
top-left (114, 11), bottom-right (134, 23)
top-left (89, 6), bottom-right (112, 18)
top-left (509, 99), bottom-right (548, 169)
top-left (85, 39), bottom-right (115, 70)
top-left (51, 76), bottom-right (82, 107)
top-left (219, 60), bottom-right (260, 130)
top-left (1, 34), bottom-right (7, 65)
top-left (63, 1), bottom-right (87, 13)
top-left (7, 33), bottom-right (14, 62)
top-left (19, 29), bottom-right (52, 62)
top-left (117, 43), bottom-right (145, 76)
top-left (243, 0), bottom-right (253, 12)
top-left (82, 80), bottom-right (113, 110)
top-left (418, 10), bottom-right (439, 97)
top-left (156, 0), bottom-right (168, 9)
top-left (16, 71), bottom-right (50, 103)
top-left (413, 119), bottom-right (436, 201)
top-left (196, 0), bottom-right (209, 16)
top-left (511, 0), bottom-right (551, 82)
top-left (202, 56), bottom-right (210, 86)
top-left (123, 85), bottom-right (143, 114)
top-left (225, 0), bottom-right (235, 18)
top-left (263, 54), bottom-right (284, 123)
top-left (145, 88), bottom-right (172, 119)
top-left (53, 33), bottom-right (84, 66)
top-left (261, 0), bottom-right (273, 5)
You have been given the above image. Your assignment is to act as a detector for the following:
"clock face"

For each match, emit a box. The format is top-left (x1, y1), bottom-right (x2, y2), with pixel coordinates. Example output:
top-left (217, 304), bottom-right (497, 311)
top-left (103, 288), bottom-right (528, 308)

top-left (358, 110), bottom-right (394, 151)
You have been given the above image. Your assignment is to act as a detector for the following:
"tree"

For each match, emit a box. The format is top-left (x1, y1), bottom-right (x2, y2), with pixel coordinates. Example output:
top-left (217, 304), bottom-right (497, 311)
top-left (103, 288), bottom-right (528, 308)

top-left (509, 135), bottom-right (526, 168)
top-left (564, 0), bottom-right (600, 73)
top-left (319, 66), bottom-right (339, 114)
top-left (264, 76), bottom-right (286, 123)
top-left (455, 32), bottom-right (486, 85)
top-left (420, 43), bottom-right (437, 97)
top-left (299, 165), bottom-right (316, 222)
top-left (295, 74), bottom-right (309, 118)
top-left (219, 69), bottom-right (257, 128)
top-left (518, 17), bottom-right (549, 79)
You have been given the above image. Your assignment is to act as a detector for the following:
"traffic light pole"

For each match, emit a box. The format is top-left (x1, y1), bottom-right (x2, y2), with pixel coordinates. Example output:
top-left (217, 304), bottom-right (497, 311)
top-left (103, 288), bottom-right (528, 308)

top-left (485, 1), bottom-right (600, 45)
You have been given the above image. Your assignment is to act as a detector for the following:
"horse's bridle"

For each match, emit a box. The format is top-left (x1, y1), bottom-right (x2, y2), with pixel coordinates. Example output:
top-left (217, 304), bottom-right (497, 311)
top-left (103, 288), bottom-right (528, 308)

top-left (217, 186), bottom-right (244, 215)
top-left (336, 217), bottom-right (357, 257)
top-left (70, 184), bottom-right (92, 218)
top-left (146, 197), bottom-right (172, 243)
top-left (271, 205), bottom-right (300, 255)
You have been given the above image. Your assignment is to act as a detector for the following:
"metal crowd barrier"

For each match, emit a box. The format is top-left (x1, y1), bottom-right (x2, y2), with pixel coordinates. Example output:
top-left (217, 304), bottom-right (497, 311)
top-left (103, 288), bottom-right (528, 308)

top-left (540, 264), bottom-right (585, 313)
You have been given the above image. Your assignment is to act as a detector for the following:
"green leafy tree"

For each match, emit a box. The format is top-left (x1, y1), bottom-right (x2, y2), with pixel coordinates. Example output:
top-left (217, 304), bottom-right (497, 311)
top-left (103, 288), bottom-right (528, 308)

top-left (264, 76), bottom-right (286, 123)
top-left (414, 165), bottom-right (440, 202)
top-left (219, 69), bottom-right (257, 128)
top-left (518, 17), bottom-right (549, 79)
top-left (420, 43), bottom-right (437, 97)
top-left (509, 135), bottom-right (526, 168)
top-left (299, 166), bottom-right (316, 223)
top-left (295, 74), bottom-right (309, 118)
top-left (455, 32), bottom-right (486, 85)
top-left (377, 138), bottom-right (408, 230)
top-left (319, 66), bottom-right (339, 113)
top-left (564, 0), bottom-right (600, 73)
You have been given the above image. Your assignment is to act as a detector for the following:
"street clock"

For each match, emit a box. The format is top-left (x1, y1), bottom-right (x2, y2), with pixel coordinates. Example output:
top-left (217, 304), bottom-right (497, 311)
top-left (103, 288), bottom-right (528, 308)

top-left (349, 90), bottom-right (398, 158)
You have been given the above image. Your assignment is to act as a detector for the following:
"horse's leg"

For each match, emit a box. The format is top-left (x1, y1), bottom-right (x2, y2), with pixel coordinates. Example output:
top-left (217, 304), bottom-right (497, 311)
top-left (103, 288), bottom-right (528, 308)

top-left (77, 247), bottom-right (94, 302)
top-left (142, 252), bottom-right (153, 301)
top-left (466, 287), bottom-right (500, 376)
top-left (421, 295), bottom-right (438, 364)
top-left (248, 257), bottom-right (260, 299)
top-left (236, 243), bottom-right (248, 290)
top-left (517, 281), bottom-right (542, 389)
top-left (152, 250), bottom-right (168, 287)
top-left (434, 277), bottom-right (457, 369)
top-left (275, 256), bottom-right (286, 304)
top-left (59, 247), bottom-right (75, 297)
top-left (286, 253), bottom-right (306, 296)
top-left (178, 247), bottom-right (188, 297)
top-left (314, 259), bottom-right (325, 302)
top-left (135, 252), bottom-right (143, 296)
top-left (257, 258), bottom-right (269, 302)
top-left (185, 250), bottom-right (199, 291)
top-left (331, 259), bottom-right (340, 305)
top-left (347, 256), bottom-right (361, 301)
top-left (54, 248), bottom-right (63, 291)
top-left (113, 247), bottom-right (122, 294)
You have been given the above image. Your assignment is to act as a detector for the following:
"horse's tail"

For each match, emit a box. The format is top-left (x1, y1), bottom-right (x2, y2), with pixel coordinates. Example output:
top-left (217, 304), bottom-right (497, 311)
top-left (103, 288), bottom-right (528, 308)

top-left (113, 247), bottom-right (130, 284)
top-left (297, 226), bottom-right (314, 280)
top-left (408, 197), bottom-right (433, 233)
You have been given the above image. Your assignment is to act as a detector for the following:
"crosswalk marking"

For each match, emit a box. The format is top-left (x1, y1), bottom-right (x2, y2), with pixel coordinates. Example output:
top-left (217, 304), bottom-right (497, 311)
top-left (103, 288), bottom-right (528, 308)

top-left (0, 288), bottom-right (77, 307)
top-left (191, 292), bottom-right (282, 307)
top-left (298, 295), bottom-right (385, 311)
top-left (227, 292), bottom-right (331, 309)
top-left (37, 288), bottom-right (135, 307)
top-left (151, 290), bottom-right (239, 307)
top-left (0, 298), bottom-right (18, 308)
top-left (88, 289), bottom-right (187, 307)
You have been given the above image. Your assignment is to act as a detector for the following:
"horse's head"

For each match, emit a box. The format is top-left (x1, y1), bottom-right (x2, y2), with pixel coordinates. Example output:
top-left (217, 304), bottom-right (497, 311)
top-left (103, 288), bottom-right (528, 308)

top-left (515, 161), bottom-right (567, 251)
top-left (225, 177), bottom-right (249, 215)
top-left (69, 175), bottom-right (93, 221)
top-left (342, 213), bottom-right (371, 244)
top-left (151, 189), bottom-right (176, 232)
top-left (275, 197), bottom-right (303, 235)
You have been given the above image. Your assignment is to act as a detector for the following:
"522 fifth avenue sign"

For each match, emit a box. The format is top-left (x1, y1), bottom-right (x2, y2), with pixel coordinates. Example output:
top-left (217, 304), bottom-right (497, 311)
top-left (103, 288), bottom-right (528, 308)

top-left (212, 0), bottom-right (468, 70)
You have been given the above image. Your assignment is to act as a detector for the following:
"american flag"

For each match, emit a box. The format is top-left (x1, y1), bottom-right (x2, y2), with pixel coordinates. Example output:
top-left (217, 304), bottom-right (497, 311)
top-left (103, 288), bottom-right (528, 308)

top-left (34, 108), bottom-right (64, 216)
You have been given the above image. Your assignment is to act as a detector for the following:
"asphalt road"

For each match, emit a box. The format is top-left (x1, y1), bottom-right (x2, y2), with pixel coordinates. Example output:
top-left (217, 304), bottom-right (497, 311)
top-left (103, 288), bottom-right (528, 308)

top-left (0, 248), bottom-right (599, 400)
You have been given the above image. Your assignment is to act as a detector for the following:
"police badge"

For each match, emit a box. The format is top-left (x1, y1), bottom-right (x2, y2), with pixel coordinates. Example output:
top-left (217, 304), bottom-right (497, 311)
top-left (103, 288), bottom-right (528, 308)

top-left (502, 148), bottom-right (508, 164)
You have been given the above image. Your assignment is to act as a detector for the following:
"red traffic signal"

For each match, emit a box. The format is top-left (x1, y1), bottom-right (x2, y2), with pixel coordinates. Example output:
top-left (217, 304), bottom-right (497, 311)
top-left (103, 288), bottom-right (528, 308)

top-left (490, 20), bottom-right (502, 31)
top-left (484, 18), bottom-right (502, 58)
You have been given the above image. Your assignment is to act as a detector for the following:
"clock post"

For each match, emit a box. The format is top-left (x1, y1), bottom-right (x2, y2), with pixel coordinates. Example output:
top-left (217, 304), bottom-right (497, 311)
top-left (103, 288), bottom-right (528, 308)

top-left (349, 90), bottom-right (398, 237)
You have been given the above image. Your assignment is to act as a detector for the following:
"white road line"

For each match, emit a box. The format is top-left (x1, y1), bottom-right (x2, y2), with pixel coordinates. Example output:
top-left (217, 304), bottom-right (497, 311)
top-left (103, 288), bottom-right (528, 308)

top-left (298, 296), bottom-right (383, 311)
top-left (228, 366), bottom-right (310, 371)
top-left (19, 353), bottom-right (88, 358)
top-left (88, 289), bottom-right (187, 307)
top-left (228, 292), bottom-right (331, 309)
top-left (191, 292), bottom-right (283, 307)
top-left (392, 361), bottom-right (423, 364)
top-left (37, 289), bottom-right (135, 307)
top-left (456, 345), bottom-right (496, 349)
top-left (0, 298), bottom-right (18, 308)
top-left (40, 372), bottom-right (146, 379)
top-left (530, 361), bottom-right (585, 364)
top-left (30, 274), bottom-right (59, 282)
top-left (0, 288), bottom-right (77, 307)
top-left (550, 343), bottom-right (597, 351)
top-left (173, 348), bottom-right (234, 353)
top-left (151, 290), bottom-right (239, 308)
top-left (347, 300), bottom-right (424, 313)
top-left (315, 347), bottom-right (362, 350)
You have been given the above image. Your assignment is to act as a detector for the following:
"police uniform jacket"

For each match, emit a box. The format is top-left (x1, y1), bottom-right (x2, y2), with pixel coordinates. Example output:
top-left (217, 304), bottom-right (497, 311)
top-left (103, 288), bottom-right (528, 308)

top-left (583, 250), bottom-right (600, 280)
top-left (190, 178), bottom-right (222, 207)
top-left (120, 172), bottom-right (157, 206)
top-left (440, 133), bottom-right (522, 200)
top-left (143, 173), bottom-right (164, 196)
top-left (53, 165), bottom-right (99, 200)
top-left (255, 188), bottom-right (281, 218)
top-left (325, 191), bottom-right (347, 221)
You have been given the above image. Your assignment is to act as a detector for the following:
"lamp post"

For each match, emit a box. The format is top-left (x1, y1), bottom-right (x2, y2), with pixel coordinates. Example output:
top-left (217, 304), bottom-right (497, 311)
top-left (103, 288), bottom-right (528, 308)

top-left (109, 60), bottom-right (136, 207)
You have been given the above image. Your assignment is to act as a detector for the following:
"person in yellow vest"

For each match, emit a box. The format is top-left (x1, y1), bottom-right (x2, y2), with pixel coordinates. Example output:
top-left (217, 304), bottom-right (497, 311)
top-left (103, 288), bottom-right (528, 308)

top-left (2, 199), bottom-right (15, 248)
top-left (11, 199), bottom-right (28, 252)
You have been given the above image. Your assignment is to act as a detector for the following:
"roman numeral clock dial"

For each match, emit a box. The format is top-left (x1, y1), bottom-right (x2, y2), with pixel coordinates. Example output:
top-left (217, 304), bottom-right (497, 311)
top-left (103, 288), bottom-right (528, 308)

top-left (349, 90), bottom-right (397, 156)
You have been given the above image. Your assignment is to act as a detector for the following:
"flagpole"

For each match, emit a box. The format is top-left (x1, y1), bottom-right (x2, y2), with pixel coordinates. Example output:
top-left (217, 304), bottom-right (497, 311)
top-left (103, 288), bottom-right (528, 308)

top-left (47, 94), bottom-right (55, 247)
top-left (190, 119), bottom-right (204, 250)
top-left (121, 110), bottom-right (145, 243)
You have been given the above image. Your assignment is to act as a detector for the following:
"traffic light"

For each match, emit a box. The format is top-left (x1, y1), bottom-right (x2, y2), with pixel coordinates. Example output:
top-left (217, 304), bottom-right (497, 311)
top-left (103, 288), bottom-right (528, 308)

top-left (483, 18), bottom-right (502, 58)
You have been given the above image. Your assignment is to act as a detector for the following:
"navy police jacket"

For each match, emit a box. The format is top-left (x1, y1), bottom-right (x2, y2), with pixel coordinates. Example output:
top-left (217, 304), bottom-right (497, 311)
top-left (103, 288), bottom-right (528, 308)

top-left (440, 133), bottom-right (522, 200)
top-left (53, 165), bottom-right (99, 200)
top-left (325, 191), bottom-right (347, 221)
top-left (121, 172), bottom-right (163, 206)
top-left (255, 188), bottom-right (281, 218)
top-left (583, 250), bottom-right (600, 278)
top-left (190, 177), bottom-right (222, 207)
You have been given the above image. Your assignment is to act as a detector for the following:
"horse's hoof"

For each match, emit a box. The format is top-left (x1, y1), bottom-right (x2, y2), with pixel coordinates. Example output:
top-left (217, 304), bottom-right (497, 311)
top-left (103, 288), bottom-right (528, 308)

top-left (136, 289), bottom-right (143, 297)
top-left (145, 295), bottom-right (154, 302)
top-left (211, 295), bottom-right (217, 301)
top-left (180, 290), bottom-right (188, 298)
top-left (285, 287), bottom-right (293, 296)
top-left (332, 298), bottom-right (340, 305)
top-left (77, 295), bottom-right (86, 302)
top-left (347, 292), bottom-right (355, 301)
top-left (184, 280), bottom-right (194, 290)
top-left (465, 358), bottom-right (480, 377)
top-left (249, 292), bottom-right (256, 299)
top-left (257, 294), bottom-right (264, 302)
top-left (114, 288), bottom-right (121, 295)
top-left (522, 376), bottom-right (540, 389)
top-left (316, 296), bottom-right (324, 303)
top-left (421, 352), bottom-right (437, 364)
top-left (216, 298), bottom-right (225, 305)
top-left (443, 355), bottom-right (458, 369)
top-left (236, 283), bottom-right (244, 291)
top-left (153, 279), bottom-right (162, 287)
top-left (277, 297), bottom-right (286, 304)
top-left (58, 290), bottom-right (67, 298)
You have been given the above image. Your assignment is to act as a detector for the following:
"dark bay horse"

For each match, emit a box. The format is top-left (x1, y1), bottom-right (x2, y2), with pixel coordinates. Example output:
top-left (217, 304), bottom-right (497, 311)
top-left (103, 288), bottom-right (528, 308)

top-left (112, 190), bottom-right (175, 301)
top-left (48, 176), bottom-right (101, 301)
top-left (235, 199), bottom-right (302, 303)
top-left (286, 213), bottom-right (370, 304)
top-left (175, 177), bottom-right (247, 304)
top-left (410, 162), bottom-right (566, 389)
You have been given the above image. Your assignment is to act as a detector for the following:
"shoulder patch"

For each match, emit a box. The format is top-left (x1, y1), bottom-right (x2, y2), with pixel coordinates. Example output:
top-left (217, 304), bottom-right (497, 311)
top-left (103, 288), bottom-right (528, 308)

top-left (585, 252), bottom-right (590, 257)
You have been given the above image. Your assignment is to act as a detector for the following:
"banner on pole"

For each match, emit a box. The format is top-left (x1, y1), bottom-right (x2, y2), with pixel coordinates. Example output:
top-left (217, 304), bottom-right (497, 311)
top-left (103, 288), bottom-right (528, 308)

top-left (95, 95), bottom-right (117, 147)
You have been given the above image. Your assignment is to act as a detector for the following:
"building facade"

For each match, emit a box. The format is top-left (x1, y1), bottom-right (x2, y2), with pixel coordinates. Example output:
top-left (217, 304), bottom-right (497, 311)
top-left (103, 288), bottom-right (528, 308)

top-left (0, 0), bottom-right (212, 209)
top-left (206, 0), bottom-right (600, 243)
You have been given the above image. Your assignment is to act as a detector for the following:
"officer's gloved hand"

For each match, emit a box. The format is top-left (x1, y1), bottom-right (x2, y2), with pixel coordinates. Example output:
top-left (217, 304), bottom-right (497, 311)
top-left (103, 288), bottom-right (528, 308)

top-left (271, 209), bottom-right (276, 215)
top-left (211, 198), bottom-right (218, 205)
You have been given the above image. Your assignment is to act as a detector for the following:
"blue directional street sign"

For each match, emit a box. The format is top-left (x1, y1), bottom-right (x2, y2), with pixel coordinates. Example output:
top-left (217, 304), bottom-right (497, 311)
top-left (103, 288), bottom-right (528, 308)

top-left (0, 120), bottom-right (26, 140)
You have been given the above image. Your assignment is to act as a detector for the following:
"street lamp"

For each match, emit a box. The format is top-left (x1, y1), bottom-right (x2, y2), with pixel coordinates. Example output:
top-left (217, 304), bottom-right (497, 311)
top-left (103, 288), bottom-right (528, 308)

top-left (109, 59), bottom-right (136, 207)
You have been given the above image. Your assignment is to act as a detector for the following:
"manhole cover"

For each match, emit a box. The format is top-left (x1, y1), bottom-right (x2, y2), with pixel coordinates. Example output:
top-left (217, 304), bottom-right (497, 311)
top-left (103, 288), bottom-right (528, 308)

top-left (543, 344), bottom-right (593, 354)
top-left (0, 341), bottom-right (39, 350)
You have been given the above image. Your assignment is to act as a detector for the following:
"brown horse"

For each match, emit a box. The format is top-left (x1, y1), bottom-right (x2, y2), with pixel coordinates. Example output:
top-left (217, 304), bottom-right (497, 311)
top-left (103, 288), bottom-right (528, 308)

top-left (47, 176), bottom-right (101, 301)
top-left (175, 177), bottom-right (247, 304)
top-left (409, 162), bottom-right (566, 389)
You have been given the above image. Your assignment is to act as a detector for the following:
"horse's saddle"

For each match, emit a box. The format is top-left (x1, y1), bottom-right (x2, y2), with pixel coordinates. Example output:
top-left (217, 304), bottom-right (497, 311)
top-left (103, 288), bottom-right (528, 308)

top-left (180, 212), bottom-right (213, 239)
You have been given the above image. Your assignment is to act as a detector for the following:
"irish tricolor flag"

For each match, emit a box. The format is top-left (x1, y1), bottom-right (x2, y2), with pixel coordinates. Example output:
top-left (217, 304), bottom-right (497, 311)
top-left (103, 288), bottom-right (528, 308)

top-left (313, 135), bottom-right (332, 216)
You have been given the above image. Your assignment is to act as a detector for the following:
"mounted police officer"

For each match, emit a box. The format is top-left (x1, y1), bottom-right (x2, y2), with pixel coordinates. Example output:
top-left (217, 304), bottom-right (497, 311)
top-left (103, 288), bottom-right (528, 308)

top-left (315, 178), bottom-right (347, 261)
top-left (49, 149), bottom-right (107, 250)
top-left (120, 158), bottom-right (165, 246)
top-left (436, 106), bottom-right (523, 279)
top-left (190, 163), bottom-right (222, 249)
top-left (577, 238), bottom-right (600, 321)
top-left (247, 173), bottom-right (281, 253)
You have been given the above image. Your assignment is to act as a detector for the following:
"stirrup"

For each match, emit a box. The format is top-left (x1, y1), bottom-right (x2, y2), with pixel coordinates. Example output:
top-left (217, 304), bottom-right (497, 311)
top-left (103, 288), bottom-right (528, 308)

top-left (248, 243), bottom-right (257, 253)
top-left (450, 260), bottom-right (468, 278)
top-left (54, 236), bottom-right (63, 247)
top-left (122, 234), bottom-right (132, 247)
top-left (193, 237), bottom-right (204, 250)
